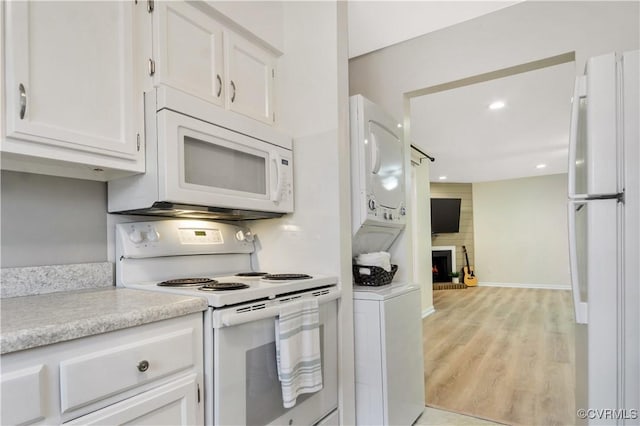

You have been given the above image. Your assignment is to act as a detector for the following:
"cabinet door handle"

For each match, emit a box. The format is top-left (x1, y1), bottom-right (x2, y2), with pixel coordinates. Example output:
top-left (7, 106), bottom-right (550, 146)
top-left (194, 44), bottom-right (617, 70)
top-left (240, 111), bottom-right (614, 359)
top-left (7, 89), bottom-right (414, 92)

top-left (137, 360), bottom-right (150, 372)
top-left (216, 74), bottom-right (222, 98)
top-left (230, 80), bottom-right (236, 103)
top-left (19, 83), bottom-right (27, 120)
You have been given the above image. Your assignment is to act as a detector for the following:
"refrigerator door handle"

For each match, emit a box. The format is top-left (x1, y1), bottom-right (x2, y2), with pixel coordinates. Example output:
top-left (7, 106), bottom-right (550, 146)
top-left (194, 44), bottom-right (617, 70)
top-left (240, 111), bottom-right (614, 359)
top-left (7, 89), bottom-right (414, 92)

top-left (568, 200), bottom-right (588, 324)
top-left (568, 75), bottom-right (587, 199)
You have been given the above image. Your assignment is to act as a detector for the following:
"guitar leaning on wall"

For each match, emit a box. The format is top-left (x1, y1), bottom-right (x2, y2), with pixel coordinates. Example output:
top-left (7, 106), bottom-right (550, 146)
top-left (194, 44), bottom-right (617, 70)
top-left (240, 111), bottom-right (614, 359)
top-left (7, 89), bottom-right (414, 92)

top-left (462, 245), bottom-right (478, 287)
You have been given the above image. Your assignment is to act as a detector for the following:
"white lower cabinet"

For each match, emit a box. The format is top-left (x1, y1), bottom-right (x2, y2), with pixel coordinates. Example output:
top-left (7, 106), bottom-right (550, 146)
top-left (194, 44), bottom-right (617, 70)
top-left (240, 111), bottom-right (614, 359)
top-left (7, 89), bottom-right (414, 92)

top-left (0, 313), bottom-right (204, 426)
top-left (353, 285), bottom-right (425, 426)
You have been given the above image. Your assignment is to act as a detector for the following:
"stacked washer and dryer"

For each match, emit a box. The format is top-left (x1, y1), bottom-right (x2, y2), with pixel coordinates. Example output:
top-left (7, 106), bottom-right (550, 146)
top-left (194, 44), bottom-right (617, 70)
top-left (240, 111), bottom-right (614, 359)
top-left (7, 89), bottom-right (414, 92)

top-left (349, 95), bottom-right (426, 425)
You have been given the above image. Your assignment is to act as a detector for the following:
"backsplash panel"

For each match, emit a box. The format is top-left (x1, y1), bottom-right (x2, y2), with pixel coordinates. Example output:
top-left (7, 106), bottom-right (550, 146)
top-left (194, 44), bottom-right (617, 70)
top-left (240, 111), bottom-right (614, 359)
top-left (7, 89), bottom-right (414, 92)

top-left (1, 262), bottom-right (114, 298)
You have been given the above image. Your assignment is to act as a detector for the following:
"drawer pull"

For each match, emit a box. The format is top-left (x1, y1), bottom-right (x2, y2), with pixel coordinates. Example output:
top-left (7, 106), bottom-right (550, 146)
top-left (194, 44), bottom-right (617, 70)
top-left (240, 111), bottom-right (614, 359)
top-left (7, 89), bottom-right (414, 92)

top-left (137, 360), bottom-right (150, 372)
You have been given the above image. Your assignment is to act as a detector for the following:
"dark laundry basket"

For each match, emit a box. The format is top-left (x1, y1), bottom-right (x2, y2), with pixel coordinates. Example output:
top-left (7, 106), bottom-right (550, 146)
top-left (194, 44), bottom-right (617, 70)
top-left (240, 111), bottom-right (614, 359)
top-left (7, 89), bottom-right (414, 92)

top-left (352, 264), bottom-right (398, 286)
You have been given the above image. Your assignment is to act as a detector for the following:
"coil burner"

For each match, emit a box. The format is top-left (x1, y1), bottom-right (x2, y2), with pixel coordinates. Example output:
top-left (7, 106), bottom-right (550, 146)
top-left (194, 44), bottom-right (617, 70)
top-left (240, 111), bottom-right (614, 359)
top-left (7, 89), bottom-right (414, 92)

top-left (158, 278), bottom-right (217, 287)
top-left (235, 272), bottom-right (269, 278)
top-left (199, 282), bottom-right (250, 291)
top-left (262, 274), bottom-right (313, 281)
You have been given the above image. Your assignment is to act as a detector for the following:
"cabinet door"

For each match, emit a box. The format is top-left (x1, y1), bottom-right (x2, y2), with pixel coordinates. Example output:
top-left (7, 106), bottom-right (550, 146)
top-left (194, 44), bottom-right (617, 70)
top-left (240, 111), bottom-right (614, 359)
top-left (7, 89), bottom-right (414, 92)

top-left (3, 1), bottom-right (140, 163)
top-left (225, 31), bottom-right (276, 124)
top-left (1, 365), bottom-right (47, 426)
top-left (153, 1), bottom-right (224, 107)
top-left (63, 374), bottom-right (200, 426)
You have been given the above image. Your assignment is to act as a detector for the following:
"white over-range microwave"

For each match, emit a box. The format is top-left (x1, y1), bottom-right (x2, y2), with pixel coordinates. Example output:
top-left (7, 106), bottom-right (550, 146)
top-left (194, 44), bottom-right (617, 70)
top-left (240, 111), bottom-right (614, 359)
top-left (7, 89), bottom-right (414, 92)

top-left (108, 87), bottom-right (293, 220)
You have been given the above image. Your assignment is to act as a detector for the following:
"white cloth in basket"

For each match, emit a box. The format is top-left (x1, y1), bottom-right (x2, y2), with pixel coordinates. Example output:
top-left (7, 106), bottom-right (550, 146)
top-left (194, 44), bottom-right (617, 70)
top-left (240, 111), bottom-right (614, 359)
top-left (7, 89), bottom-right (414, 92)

top-left (354, 251), bottom-right (392, 272)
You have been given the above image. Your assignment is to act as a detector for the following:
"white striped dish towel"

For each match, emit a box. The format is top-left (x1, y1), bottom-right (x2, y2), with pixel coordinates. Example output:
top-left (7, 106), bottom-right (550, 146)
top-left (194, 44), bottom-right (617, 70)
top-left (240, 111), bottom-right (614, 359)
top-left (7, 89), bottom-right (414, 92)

top-left (275, 298), bottom-right (323, 408)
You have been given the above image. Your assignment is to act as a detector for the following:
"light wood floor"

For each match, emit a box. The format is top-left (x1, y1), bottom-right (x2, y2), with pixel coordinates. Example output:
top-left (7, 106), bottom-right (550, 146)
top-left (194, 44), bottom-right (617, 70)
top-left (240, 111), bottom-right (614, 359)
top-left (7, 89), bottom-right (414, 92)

top-left (423, 287), bottom-right (575, 426)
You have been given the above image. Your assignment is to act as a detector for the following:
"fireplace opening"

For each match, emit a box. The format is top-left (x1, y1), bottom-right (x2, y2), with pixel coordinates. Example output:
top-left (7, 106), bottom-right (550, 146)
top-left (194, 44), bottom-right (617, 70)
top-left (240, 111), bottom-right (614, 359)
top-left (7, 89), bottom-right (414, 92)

top-left (432, 250), bottom-right (453, 283)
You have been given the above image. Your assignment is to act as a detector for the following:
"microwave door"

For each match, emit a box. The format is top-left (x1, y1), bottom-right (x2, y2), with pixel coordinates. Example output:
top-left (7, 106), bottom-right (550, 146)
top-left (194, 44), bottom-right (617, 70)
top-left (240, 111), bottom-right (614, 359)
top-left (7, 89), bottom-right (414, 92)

top-left (157, 109), bottom-right (293, 213)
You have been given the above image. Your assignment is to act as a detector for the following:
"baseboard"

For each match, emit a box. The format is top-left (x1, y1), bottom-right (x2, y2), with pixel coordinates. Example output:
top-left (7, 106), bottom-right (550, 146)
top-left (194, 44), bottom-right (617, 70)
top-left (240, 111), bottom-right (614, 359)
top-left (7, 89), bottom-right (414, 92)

top-left (422, 306), bottom-right (436, 318)
top-left (478, 281), bottom-right (571, 290)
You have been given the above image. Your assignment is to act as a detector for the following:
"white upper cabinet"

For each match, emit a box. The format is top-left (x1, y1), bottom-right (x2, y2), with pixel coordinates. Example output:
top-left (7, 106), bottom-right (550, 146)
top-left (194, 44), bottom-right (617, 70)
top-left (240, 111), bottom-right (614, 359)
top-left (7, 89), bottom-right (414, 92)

top-left (153, 1), bottom-right (225, 107)
top-left (225, 31), bottom-right (276, 124)
top-left (2, 1), bottom-right (145, 180)
top-left (150, 1), bottom-right (277, 125)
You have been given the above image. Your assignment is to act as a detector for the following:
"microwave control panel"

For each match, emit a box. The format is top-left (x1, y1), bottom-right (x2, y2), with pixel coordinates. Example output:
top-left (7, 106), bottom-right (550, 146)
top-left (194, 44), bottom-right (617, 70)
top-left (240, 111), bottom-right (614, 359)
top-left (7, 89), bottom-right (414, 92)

top-left (275, 155), bottom-right (293, 204)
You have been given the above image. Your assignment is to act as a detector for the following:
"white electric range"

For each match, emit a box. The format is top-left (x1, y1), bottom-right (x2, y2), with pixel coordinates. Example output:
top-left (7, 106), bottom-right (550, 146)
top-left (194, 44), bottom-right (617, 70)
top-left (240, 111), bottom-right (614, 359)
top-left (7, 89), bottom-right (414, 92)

top-left (116, 220), bottom-right (340, 426)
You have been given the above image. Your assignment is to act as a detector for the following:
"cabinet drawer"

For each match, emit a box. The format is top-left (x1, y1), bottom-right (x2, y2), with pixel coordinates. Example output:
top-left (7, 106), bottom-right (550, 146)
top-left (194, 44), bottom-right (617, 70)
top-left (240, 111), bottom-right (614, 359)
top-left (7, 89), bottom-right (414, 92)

top-left (59, 327), bottom-right (196, 413)
top-left (63, 374), bottom-right (198, 425)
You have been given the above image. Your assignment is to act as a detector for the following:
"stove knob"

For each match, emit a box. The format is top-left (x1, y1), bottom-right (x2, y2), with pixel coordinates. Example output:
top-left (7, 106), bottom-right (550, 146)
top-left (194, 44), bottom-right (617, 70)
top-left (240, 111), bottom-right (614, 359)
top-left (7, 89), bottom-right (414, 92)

top-left (146, 229), bottom-right (160, 242)
top-left (400, 206), bottom-right (407, 216)
top-left (368, 198), bottom-right (376, 211)
top-left (389, 213), bottom-right (394, 220)
top-left (128, 229), bottom-right (144, 244)
top-left (383, 212), bottom-right (389, 220)
top-left (236, 230), bottom-right (255, 242)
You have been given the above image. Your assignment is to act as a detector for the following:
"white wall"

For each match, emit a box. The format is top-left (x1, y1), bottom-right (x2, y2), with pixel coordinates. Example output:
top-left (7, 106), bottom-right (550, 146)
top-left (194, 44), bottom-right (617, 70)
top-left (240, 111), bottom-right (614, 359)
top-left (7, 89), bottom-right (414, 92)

top-left (411, 154), bottom-right (433, 315)
top-left (249, 2), bottom-right (355, 423)
top-left (1, 171), bottom-right (107, 268)
top-left (472, 173), bottom-right (570, 288)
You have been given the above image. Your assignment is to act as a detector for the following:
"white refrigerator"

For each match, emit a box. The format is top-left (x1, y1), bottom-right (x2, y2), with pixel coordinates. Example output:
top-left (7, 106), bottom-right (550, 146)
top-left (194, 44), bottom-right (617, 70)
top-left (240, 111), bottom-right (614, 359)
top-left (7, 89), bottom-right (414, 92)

top-left (568, 50), bottom-right (639, 424)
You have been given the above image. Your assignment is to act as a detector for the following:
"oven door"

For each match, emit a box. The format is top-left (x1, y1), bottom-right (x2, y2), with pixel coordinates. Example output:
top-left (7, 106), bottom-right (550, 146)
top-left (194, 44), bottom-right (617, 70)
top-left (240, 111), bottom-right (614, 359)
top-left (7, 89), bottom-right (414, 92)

top-left (157, 109), bottom-right (293, 213)
top-left (212, 298), bottom-right (338, 426)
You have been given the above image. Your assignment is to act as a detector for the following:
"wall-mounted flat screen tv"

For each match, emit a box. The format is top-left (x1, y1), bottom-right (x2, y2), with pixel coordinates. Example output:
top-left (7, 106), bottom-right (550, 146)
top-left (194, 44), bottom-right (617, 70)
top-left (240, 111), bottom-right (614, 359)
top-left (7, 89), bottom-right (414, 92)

top-left (430, 198), bottom-right (461, 233)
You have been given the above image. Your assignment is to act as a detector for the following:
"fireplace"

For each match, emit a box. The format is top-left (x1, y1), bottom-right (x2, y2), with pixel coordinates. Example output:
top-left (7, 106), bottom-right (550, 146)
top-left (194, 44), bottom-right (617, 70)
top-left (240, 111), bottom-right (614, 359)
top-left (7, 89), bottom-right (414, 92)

top-left (432, 246), bottom-right (456, 283)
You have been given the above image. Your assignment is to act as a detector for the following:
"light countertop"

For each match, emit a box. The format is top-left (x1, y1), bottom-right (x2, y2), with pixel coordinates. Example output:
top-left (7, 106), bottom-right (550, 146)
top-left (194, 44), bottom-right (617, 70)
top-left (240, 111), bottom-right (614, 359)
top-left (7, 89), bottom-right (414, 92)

top-left (1, 287), bottom-right (208, 354)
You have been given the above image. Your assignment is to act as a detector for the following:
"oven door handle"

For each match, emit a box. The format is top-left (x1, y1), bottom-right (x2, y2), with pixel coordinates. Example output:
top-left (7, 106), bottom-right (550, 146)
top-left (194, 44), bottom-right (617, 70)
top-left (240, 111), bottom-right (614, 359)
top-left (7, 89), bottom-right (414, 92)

top-left (215, 291), bottom-right (340, 327)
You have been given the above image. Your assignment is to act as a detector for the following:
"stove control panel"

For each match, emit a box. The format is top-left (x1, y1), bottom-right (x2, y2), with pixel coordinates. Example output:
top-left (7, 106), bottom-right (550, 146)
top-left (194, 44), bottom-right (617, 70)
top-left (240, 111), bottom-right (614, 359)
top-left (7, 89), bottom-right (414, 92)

top-left (179, 228), bottom-right (223, 244)
top-left (117, 220), bottom-right (254, 258)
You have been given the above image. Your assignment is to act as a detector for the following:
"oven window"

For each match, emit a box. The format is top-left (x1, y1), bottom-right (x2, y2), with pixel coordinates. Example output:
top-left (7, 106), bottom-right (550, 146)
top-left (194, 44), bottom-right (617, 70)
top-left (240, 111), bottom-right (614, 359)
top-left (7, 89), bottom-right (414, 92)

top-left (183, 136), bottom-right (267, 195)
top-left (245, 326), bottom-right (324, 426)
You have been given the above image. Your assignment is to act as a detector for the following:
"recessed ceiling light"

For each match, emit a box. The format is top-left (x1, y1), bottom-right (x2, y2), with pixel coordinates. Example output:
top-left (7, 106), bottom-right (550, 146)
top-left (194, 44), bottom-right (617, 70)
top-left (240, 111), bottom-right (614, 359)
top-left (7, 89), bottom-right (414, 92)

top-left (536, 164), bottom-right (547, 169)
top-left (397, 123), bottom-right (403, 128)
top-left (438, 176), bottom-right (447, 180)
top-left (489, 101), bottom-right (506, 110)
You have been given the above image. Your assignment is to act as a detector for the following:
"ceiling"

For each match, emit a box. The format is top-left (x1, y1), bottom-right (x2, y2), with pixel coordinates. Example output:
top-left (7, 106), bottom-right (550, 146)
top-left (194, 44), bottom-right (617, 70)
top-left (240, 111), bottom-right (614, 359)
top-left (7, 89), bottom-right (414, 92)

top-left (347, 0), bottom-right (576, 183)
top-left (410, 62), bottom-right (575, 182)
top-left (347, 1), bottom-right (520, 59)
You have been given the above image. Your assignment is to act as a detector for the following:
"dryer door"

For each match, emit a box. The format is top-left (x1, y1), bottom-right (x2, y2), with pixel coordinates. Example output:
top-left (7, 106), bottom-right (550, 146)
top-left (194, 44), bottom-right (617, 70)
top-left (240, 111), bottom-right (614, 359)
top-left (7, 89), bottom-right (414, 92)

top-left (367, 120), bottom-right (404, 211)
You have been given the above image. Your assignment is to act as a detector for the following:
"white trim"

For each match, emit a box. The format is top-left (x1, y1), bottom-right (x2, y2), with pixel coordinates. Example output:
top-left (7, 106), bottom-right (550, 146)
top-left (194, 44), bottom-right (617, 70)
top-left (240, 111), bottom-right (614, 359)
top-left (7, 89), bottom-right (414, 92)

top-left (422, 306), bottom-right (436, 318)
top-left (478, 281), bottom-right (571, 290)
top-left (431, 245), bottom-right (456, 274)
